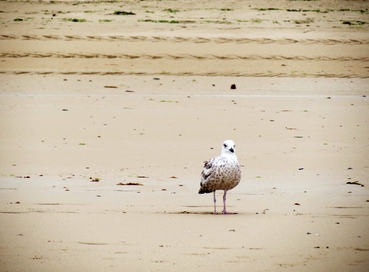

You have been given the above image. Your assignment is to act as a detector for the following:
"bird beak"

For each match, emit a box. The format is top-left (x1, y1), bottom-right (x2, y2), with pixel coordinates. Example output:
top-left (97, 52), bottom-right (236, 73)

top-left (229, 148), bottom-right (234, 153)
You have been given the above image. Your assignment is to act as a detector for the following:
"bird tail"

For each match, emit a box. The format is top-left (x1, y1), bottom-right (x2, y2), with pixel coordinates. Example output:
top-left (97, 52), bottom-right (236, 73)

top-left (198, 187), bottom-right (212, 194)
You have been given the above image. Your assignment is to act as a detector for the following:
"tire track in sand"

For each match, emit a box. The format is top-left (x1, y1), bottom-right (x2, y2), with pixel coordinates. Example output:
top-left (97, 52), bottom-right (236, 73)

top-left (0, 34), bottom-right (368, 45)
top-left (0, 70), bottom-right (367, 78)
top-left (1, 53), bottom-right (368, 62)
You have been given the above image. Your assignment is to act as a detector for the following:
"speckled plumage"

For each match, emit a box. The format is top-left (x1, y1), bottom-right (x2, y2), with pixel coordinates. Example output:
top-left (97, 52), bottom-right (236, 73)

top-left (198, 140), bottom-right (241, 214)
top-left (199, 155), bottom-right (241, 193)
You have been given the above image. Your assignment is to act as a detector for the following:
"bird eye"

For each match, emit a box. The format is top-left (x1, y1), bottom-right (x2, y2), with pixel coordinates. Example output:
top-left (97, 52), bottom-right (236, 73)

top-left (223, 143), bottom-right (227, 148)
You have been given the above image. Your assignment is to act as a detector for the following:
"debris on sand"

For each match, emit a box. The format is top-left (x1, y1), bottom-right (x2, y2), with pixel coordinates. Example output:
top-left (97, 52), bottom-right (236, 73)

top-left (117, 182), bottom-right (143, 186)
top-left (346, 181), bottom-right (364, 187)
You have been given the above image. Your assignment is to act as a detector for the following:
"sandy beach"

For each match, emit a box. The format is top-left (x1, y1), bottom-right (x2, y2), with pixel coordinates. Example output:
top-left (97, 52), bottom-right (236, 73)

top-left (1, 0), bottom-right (369, 271)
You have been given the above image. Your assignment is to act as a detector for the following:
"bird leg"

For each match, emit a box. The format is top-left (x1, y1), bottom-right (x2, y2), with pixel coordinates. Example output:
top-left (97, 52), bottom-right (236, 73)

top-left (213, 191), bottom-right (217, 215)
top-left (222, 190), bottom-right (227, 214)
top-left (222, 190), bottom-right (233, 214)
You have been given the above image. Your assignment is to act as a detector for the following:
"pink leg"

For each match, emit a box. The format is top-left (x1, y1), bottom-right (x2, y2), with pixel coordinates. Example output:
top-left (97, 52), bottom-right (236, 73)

top-left (222, 191), bottom-right (227, 214)
top-left (213, 191), bottom-right (217, 215)
top-left (222, 190), bottom-right (235, 214)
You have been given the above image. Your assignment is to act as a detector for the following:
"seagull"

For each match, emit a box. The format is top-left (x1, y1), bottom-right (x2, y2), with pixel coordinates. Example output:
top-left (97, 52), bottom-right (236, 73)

top-left (199, 140), bottom-right (241, 214)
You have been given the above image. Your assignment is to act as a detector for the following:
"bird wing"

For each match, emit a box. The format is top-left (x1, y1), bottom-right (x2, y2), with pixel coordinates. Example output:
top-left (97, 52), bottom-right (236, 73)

top-left (199, 156), bottom-right (225, 194)
top-left (201, 157), bottom-right (218, 183)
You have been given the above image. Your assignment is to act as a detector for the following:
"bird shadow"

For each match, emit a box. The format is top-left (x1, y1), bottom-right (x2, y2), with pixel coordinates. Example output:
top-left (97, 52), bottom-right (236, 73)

top-left (158, 211), bottom-right (239, 215)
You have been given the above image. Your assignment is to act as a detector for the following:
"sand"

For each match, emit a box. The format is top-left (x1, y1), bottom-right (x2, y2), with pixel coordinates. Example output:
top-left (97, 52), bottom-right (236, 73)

top-left (0, 0), bottom-right (369, 271)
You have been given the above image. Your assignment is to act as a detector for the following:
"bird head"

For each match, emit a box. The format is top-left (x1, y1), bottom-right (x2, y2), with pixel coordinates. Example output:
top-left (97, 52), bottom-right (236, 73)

top-left (222, 140), bottom-right (236, 155)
